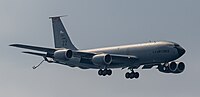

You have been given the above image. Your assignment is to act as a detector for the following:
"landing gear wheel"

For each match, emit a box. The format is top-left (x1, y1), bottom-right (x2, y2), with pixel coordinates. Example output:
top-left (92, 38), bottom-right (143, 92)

top-left (129, 72), bottom-right (135, 79)
top-left (107, 69), bottom-right (112, 76)
top-left (134, 72), bottom-right (139, 79)
top-left (102, 70), bottom-right (107, 76)
top-left (158, 65), bottom-right (163, 71)
top-left (125, 72), bottom-right (130, 79)
top-left (98, 69), bottom-right (113, 76)
top-left (98, 69), bottom-right (103, 76)
top-left (125, 70), bottom-right (140, 79)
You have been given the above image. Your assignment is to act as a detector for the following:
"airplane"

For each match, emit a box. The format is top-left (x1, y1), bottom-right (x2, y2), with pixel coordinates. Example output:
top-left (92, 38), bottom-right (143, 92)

top-left (10, 16), bottom-right (186, 79)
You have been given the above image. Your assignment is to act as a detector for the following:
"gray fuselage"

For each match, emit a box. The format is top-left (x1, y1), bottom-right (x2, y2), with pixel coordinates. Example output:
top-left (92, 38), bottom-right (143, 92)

top-left (61, 41), bottom-right (183, 69)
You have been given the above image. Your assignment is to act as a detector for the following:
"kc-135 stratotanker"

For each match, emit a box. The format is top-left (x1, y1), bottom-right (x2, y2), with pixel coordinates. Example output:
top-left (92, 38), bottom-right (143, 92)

top-left (10, 16), bottom-right (186, 79)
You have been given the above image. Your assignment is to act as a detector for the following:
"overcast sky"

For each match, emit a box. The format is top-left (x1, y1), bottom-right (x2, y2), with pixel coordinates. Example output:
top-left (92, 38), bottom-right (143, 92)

top-left (0, 0), bottom-right (199, 97)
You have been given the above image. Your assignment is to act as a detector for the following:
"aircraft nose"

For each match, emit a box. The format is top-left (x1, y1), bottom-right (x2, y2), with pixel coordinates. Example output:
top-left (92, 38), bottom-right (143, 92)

top-left (176, 46), bottom-right (186, 56)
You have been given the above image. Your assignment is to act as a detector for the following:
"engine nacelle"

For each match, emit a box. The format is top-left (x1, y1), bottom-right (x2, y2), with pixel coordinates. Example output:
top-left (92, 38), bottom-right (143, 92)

top-left (54, 49), bottom-right (73, 61)
top-left (158, 62), bottom-right (185, 74)
top-left (169, 62), bottom-right (177, 72)
top-left (92, 54), bottom-right (112, 65)
top-left (174, 62), bottom-right (185, 73)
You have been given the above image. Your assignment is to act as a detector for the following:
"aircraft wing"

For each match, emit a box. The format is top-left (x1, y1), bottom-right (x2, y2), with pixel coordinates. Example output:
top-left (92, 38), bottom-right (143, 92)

top-left (110, 54), bottom-right (137, 61)
top-left (74, 51), bottom-right (138, 67)
top-left (75, 51), bottom-right (137, 60)
top-left (10, 44), bottom-right (138, 67)
top-left (110, 54), bottom-right (138, 66)
top-left (10, 44), bottom-right (56, 53)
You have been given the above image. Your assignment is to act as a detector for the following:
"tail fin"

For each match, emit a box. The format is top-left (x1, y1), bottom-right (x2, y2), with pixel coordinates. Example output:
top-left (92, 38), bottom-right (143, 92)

top-left (49, 16), bottom-right (78, 50)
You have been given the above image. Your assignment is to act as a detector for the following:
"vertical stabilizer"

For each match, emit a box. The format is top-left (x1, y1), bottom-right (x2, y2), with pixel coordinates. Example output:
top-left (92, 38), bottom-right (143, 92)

top-left (49, 16), bottom-right (78, 50)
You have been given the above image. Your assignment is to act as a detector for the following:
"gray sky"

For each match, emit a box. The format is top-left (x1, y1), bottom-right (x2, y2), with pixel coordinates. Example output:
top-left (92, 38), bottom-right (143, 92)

top-left (0, 0), bottom-right (199, 97)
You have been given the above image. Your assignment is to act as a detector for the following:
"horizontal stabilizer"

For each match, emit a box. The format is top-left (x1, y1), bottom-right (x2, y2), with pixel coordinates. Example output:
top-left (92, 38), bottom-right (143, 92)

top-left (22, 51), bottom-right (46, 57)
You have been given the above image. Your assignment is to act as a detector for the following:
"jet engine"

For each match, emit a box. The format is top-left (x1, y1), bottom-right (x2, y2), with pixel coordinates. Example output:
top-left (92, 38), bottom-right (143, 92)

top-left (54, 49), bottom-right (73, 61)
top-left (158, 62), bottom-right (185, 74)
top-left (92, 54), bottom-right (112, 65)
top-left (169, 62), bottom-right (177, 72)
top-left (174, 62), bottom-right (185, 73)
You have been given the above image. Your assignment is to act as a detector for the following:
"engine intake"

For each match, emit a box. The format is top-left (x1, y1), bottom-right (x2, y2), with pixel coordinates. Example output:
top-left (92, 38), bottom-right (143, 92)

top-left (54, 49), bottom-right (73, 61)
top-left (169, 62), bottom-right (177, 72)
top-left (174, 62), bottom-right (185, 73)
top-left (92, 54), bottom-right (112, 65)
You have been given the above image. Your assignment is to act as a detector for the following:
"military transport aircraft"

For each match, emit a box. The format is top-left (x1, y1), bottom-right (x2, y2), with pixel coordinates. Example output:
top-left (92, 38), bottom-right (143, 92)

top-left (10, 16), bottom-right (186, 79)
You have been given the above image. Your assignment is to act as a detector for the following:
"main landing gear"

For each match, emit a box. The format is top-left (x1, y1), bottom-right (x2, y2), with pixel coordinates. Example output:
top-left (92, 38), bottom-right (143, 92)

top-left (125, 70), bottom-right (139, 79)
top-left (97, 68), bottom-right (140, 79)
top-left (98, 69), bottom-right (112, 76)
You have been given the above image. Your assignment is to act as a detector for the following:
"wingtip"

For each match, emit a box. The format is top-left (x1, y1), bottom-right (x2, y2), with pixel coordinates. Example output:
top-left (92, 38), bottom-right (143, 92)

top-left (21, 51), bottom-right (27, 53)
top-left (9, 44), bottom-right (16, 46)
top-left (9, 44), bottom-right (19, 47)
top-left (21, 51), bottom-right (32, 54)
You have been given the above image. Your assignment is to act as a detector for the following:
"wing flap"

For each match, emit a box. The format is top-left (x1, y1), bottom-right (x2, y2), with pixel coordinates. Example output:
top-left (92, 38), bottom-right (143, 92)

top-left (110, 54), bottom-right (138, 65)
top-left (110, 54), bottom-right (137, 61)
